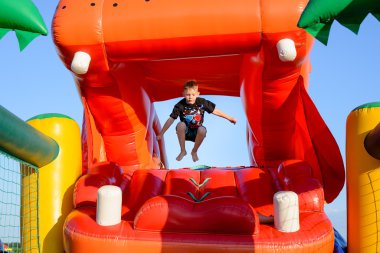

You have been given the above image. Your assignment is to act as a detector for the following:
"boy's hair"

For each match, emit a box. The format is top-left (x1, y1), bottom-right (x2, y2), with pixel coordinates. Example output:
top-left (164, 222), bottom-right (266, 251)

top-left (183, 80), bottom-right (198, 91)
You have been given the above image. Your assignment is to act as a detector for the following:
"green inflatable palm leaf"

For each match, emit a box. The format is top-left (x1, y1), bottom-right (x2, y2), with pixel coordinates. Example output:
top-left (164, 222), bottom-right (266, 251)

top-left (0, 0), bottom-right (48, 51)
top-left (298, 0), bottom-right (380, 45)
top-left (0, 28), bottom-right (11, 40)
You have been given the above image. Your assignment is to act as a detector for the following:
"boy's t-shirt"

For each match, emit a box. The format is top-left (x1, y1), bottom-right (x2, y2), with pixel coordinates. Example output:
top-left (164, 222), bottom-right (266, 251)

top-left (170, 97), bottom-right (215, 129)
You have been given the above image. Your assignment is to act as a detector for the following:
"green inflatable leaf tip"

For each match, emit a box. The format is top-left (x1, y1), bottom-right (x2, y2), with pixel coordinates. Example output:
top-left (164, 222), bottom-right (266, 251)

top-left (0, 28), bottom-right (10, 40)
top-left (15, 30), bottom-right (40, 51)
top-left (342, 23), bottom-right (360, 34)
top-left (337, 11), bottom-right (368, 34)
top-left (373, 12), bottom-right (380, 22)
top-left (305, 22), bottom-right (333, 45)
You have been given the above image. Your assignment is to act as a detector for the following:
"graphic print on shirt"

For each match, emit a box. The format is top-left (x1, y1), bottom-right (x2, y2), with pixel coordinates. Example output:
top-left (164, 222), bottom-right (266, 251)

top-left (183, 105), bottom-right (205, 129)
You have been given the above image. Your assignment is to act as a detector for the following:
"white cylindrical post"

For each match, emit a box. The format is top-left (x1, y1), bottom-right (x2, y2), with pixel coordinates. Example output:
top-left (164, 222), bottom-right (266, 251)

top-left (96, 185), bottom-right (122, 226)
top-left (273, 191), bottom-right (300, 232)
top-left (276, 38), bottom-right (297, 62)
top-left (71, 51), bottom-right (91, 74)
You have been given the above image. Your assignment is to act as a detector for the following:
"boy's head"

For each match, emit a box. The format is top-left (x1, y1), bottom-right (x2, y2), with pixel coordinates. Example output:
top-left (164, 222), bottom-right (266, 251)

top-left (183, 80), bottom-right (200, 104)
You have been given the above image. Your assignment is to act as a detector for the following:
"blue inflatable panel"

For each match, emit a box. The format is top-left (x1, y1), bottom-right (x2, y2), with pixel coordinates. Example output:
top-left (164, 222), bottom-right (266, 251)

top-left (333, 228), bottom-right (347, 253)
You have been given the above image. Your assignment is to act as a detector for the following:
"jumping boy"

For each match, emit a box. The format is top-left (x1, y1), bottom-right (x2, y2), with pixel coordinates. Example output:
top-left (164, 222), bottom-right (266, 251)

top-left (156, 80), bottom-right (237, 162)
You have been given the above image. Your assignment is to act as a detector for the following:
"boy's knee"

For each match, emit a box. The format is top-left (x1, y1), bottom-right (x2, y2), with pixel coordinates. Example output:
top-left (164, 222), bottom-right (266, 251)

top-left (176, 122), bottom-right (186, 132)
top-left (197, 126), bottom-right (207, 136)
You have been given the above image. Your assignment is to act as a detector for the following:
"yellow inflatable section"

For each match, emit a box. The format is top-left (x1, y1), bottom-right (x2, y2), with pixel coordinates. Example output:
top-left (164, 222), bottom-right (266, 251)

top-left (23, 114), bottom-right (81, 253)
top-left (346, 103), bottom-right (380, 253)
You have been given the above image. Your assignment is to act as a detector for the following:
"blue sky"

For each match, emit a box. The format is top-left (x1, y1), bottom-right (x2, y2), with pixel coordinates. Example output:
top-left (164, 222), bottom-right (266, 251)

top-left (1, 1), bottom-right (380, 240)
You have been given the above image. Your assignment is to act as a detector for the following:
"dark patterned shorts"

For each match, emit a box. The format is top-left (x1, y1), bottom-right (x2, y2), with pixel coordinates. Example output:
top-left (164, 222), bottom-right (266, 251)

top-left (185, 127), bottom-right (198, 142)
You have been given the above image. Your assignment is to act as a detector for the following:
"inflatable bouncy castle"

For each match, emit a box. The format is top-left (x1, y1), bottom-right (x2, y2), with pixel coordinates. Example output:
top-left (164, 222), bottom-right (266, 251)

top-left (5, 0), bottom-right (380, 252)
top-left (48, 0), bottom-right (348, 252)
top-left (48, 1), bottom-right (347, 252)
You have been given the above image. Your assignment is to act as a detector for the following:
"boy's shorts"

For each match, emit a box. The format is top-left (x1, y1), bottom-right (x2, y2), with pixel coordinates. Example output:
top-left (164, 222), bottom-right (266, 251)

top-left (184, 126), bottom-right (207, 142)
top-left (185, 127), bottom-right (198, 142)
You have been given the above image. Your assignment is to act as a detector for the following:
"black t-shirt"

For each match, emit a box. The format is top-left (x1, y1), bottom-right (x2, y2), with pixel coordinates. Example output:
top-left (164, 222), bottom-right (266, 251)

top-left (170, 97), bottom-right (216, 128)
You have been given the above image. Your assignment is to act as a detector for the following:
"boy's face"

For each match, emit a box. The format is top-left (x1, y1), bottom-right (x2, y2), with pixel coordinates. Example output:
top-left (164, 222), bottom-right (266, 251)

top-left (183, 87), bottom-right (199, 104)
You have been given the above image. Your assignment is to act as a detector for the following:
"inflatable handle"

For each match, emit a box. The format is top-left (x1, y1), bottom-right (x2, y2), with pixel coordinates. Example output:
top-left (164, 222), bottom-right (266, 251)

top-left (97, 185), bottom-right (122, 226)
top-left (274, 191), bottom-right (300, 232)
top-left (71, 51), bottom-right (91, 75)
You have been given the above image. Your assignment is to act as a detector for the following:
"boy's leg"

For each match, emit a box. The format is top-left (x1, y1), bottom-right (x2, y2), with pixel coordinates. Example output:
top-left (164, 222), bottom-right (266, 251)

top-left (191, 126), bottom-right (206, 162)
top-left (176, 122), bottom-right (187, 161)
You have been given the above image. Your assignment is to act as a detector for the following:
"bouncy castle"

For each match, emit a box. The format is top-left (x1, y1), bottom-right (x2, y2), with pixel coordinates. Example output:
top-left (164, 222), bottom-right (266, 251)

top-left (3, 0), bottom-right (380, 252)
top-left (50, 0), bottom-right (346, 252)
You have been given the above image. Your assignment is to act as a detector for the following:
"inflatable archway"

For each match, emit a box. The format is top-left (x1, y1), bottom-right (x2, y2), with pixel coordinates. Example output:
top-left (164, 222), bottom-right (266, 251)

top-left (53, 0), bottom-right (344, 201)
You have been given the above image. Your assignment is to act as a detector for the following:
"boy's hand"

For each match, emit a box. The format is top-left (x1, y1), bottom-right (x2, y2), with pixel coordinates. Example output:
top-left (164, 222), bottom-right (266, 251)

top-left (156, 134), bottom-right (163, 141)
top-left (212, 108), bottom-right (237, 125)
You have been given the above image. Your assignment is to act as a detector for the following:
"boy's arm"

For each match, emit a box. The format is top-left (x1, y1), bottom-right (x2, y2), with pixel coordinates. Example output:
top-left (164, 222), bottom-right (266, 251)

top-left (212, 108), bottom-right (237, 124)
top-left (157, 117), bottom-right (175, 140)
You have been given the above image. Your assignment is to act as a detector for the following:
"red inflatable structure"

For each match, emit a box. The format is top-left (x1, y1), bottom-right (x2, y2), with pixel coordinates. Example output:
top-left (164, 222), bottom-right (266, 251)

top-left (52, 0), bottom-right (345, 252)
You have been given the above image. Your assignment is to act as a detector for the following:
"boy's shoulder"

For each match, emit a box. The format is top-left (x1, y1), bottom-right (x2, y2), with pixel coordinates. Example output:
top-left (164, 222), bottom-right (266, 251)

top-left (175, 98), bottom-right (187, 105)
top-left (195, 97), bottom-right (209, 103)
top-left (196, 97), bottom-right (215, 106)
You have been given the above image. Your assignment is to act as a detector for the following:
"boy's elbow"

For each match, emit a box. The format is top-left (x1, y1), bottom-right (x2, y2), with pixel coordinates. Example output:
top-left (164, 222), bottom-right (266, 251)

top-left (212, 108), bottom-right (220, 115)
